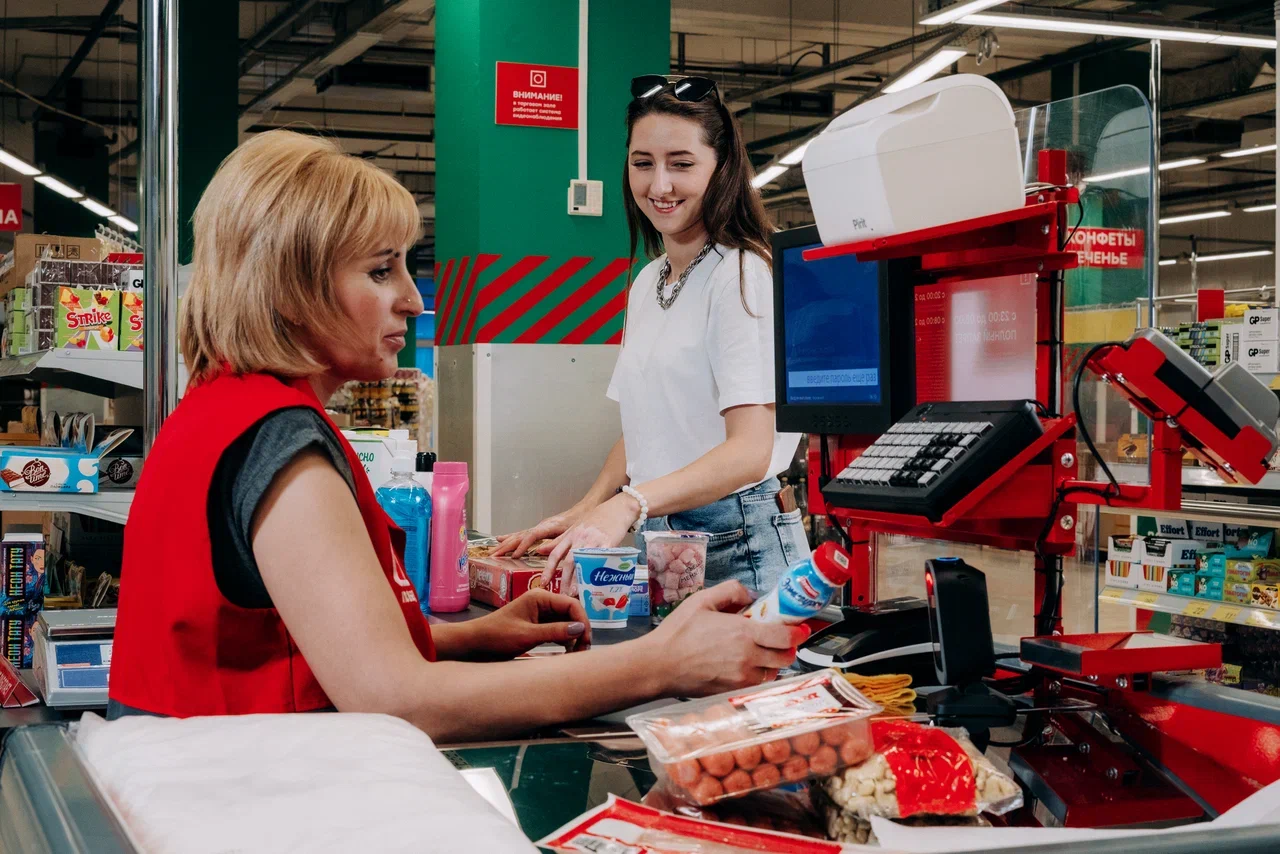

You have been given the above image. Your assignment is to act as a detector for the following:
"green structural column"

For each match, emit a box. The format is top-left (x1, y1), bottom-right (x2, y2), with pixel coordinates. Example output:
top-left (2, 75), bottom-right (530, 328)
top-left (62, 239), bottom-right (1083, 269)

top-left (177, 2), bottom-right (238, 264)
top-left (434, 0), bottom-right (670, 347)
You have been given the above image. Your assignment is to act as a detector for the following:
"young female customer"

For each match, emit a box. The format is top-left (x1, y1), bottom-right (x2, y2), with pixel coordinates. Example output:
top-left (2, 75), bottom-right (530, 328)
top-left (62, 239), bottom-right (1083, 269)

top-left (106, 130), bottom-right (806, 740)
top-left (497, 75), bottom-right (808, 595)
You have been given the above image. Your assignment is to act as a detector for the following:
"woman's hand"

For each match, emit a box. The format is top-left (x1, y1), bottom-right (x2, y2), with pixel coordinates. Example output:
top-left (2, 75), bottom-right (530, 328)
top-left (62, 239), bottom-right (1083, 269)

top-left (493, 507), bottom-right (582, 558)
top-left (541, 494), bottom-right (639, 592)
top-left (465, 590), bottom-right (591, 659)
top-left (640, 582), bottom-right (810, 696)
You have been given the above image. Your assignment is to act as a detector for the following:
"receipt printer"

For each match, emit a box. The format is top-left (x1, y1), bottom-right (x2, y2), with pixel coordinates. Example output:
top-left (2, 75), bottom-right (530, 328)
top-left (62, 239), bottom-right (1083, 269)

top-left (802, 74), bottom-right (1026, 245)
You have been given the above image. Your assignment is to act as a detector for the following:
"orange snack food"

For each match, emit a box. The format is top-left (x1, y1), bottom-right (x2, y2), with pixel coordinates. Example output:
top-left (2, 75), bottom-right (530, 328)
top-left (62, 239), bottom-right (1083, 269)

top-left (761, 739), bottom-right (792, 764)
top-left (732, 744), bottom-right (762, 771)
top-left (751, 763), bottom-right (781, 788)
top-left (781, 755), bottom-right (810, 782)
top-left (791, 731), bottom-right (822, 756)
top-left (691, 775), bottom-right (725, 806)
top-left (840, 737), bottom-right (874, 767)
top-left (809, 744), bottom-right (839, 776)
top-left (699, 752), bottom-right (736, 777)
top-left (721, 769), bottom-right (754, 795)
top-left (668, 759), bottom-right (702, 788)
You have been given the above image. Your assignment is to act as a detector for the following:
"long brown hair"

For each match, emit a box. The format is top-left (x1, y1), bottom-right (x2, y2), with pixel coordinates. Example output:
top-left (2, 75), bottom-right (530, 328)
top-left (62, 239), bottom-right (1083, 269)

top-left (622, 89), bottom-right (774, 313)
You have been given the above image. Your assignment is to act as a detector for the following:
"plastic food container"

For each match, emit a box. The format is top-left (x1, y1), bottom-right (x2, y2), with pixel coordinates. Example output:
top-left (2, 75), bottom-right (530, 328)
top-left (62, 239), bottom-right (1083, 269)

top-left (627, 669), bottom-right (881, 806)
top-left (644, 530), bottom-right (709, 625)
top-left (572, 547), bottom-right (639, 628)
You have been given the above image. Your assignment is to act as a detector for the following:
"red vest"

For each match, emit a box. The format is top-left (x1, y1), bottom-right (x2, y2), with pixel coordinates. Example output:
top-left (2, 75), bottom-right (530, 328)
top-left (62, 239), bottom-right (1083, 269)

top-left (109, 372), bottom-right (436, 716)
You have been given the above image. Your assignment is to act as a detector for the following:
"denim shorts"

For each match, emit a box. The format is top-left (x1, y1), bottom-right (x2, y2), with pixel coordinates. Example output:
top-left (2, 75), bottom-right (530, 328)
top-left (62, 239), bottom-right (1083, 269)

top-left (639, 477), bottom-right (810, 594)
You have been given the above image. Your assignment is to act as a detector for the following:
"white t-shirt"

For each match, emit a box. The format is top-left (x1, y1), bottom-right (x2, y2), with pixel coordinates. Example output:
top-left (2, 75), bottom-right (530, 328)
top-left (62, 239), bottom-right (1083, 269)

top-left (606, 244), bottom-right (802, 490)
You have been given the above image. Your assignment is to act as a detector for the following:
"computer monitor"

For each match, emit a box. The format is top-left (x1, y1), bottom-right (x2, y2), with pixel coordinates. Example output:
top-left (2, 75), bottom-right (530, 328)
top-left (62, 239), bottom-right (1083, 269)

top-left (772, 225), bottom-right (914, 435)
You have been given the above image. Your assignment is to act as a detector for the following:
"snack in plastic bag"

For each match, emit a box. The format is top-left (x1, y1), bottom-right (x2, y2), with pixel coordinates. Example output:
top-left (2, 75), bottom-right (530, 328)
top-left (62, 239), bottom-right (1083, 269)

top-left (817, 720), bottom-right (1022, 820)
top-left (537, 794), bottom-right (852, 854)
top-left (816, 801), bottom-right (991, 846)
top-left (643, 784), bottom-right (826, 839)
top-left (628, 669), bottom-right (881, 806)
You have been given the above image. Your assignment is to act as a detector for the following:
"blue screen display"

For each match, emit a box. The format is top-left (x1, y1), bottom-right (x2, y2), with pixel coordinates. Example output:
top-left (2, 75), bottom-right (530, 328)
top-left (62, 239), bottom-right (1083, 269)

top-left (781, 245), bottom-right (882, 405)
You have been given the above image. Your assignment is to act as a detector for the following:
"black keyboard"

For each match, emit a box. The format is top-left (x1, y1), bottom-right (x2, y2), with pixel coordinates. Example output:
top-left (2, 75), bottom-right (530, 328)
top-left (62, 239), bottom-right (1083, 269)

top-left (822, 400), bottom-right (1044, 522)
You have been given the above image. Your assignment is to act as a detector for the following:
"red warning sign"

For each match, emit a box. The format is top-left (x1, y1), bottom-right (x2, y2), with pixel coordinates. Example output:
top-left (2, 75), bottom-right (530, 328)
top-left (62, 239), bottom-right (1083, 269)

top-left (1068, 227), bottom-right (1145, 269)
top-left (0, 183), bottom-right (21, 232)
top-left (495, 61), bottom-right (578, 129)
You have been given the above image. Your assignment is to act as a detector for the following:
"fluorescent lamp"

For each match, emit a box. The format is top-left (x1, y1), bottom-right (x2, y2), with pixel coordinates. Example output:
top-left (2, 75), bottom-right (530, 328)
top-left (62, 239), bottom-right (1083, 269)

top-left (961, 12), bottom-right (1276, 49)
top-left (35, 175), bottom-right (82, 199)
top-left (1244, 203), bottom-right (1278, 213)
top-left (78, 198), bottom-right (115, 217)
top-left (1197, 249), bottom-right (1273, 263)
top-left (1159, 210), bottom-right (1231, 225)
top-left (0, 148), bottom-right (39, 177)
top-left (883, 48), bottom-right (968, 94)
top-left (752, 164), bottom-right (789, 189)
top-left (109, 215), bottom-right (139, 232)
top-left (1158, 258), bottom-right (1178, 266)
top-left (779, 141), bottom-right (810, 166)
top-left (1085, 158), bottom-right (1206, 183)
top-left (920, 0), bottom-right (1008, 26)
top-left (1221, 144), bottom-right (1277, 159)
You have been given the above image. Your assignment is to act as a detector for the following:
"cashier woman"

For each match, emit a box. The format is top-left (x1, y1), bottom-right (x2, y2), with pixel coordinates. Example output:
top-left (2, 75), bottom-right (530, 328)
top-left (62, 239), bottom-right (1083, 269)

top-left (106, 130), bottom-right (806, 738)
top-left (497, 75), bottom-right (807, 593)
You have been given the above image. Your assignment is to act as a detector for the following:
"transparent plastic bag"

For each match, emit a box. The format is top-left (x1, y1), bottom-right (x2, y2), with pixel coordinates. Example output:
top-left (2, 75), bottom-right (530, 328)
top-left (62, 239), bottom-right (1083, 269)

top-left (627, 669), bottom-right (881, 806)
top-left (816, 720), bottom-right (1023, 820)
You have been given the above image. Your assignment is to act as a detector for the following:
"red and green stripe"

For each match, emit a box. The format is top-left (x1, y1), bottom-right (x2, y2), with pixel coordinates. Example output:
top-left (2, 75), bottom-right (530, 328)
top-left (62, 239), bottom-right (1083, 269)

top-left (434, 254), bottom-right (633, 345)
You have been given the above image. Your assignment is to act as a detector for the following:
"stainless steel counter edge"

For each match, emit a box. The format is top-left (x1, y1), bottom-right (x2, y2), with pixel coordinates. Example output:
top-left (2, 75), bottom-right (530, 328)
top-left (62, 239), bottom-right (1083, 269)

top-left (1153, 674), bottom-right (1280, 726)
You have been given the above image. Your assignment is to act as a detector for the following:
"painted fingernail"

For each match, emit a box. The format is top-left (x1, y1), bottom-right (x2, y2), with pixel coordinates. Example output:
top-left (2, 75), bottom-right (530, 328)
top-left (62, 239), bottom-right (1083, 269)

top-left (567, 622), bottom-right (586, 637)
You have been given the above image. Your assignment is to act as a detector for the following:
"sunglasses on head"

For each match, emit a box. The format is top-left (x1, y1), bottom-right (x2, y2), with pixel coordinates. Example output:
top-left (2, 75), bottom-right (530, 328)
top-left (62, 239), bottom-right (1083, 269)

top-left (630, 74), bottom-right (719, 103)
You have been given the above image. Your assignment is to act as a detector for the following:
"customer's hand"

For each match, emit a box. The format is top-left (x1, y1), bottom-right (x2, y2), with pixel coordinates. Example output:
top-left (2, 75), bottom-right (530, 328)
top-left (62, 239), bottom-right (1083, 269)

top-left (541, 494), bottom-right (638, 593)
top-left (493, 507), bottom-right (582, 558)
top-left (467, 589), bottom-right (591, 659)
top-left (641, 582), bottom-right (810, 696)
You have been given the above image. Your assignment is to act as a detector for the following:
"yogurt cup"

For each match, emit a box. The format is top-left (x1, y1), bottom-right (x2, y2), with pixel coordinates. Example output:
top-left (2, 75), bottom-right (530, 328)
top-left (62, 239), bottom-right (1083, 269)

top-left (573, 547), bottom-right (639, 629)
top-left (630, 567), bottom-right (651, 618)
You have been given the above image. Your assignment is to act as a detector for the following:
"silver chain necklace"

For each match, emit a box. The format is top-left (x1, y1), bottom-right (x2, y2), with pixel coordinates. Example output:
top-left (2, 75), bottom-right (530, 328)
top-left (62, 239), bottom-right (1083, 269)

top-left (656, 241), bottom-right (716, 310)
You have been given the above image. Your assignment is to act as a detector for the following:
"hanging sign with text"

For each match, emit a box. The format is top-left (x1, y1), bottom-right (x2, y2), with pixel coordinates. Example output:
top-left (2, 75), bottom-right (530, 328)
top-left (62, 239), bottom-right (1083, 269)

top-left (1068, 227), bottom-right (1145, 269)
top-left (495, 61), bottom-right (579, 129)
top-left (0, 183), bottom-right (21, 232)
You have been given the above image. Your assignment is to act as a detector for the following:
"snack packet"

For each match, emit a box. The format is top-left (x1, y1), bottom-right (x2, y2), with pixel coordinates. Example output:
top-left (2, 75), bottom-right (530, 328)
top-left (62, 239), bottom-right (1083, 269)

top-left (628, 669), bottom-right (881, 806)
top-left (537, 794), bottom-right (855, 854)
top-left (816, 720), bottom-right (1022, 820)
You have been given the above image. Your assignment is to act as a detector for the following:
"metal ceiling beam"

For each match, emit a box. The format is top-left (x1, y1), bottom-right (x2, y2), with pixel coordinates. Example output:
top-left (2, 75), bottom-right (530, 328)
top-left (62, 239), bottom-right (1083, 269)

top-left (240, 0), bottom-right (325, 77)
top-left (244, 123), bottom-right (434, 144)
top-left (39, 0), bottom-right (126, 107)
top-left (986, 38), bottom-right (1144, 84)
top-left (725, 26), bottom-right (963, 113)
top-left (0, 15), bottom-right (126, 30)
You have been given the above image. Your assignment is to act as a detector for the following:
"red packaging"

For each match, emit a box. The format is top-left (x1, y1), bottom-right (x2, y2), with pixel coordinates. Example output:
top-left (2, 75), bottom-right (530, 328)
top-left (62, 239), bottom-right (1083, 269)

top-left (537, 794), bottom-right (847, 854)
top-left (468, 555), bottom-right (559, 607)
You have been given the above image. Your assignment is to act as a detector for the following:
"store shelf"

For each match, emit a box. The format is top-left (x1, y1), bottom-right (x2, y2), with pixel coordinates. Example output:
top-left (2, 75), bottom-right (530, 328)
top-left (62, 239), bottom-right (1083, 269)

top-left (1099, 586), bottom-right (1280, 630)
top-left (0, 490), bottom-right (132, 524)
top-left (1110, 461), bottom-right (1280, 492)
top-left (0, 350), bottom-right (142, 397)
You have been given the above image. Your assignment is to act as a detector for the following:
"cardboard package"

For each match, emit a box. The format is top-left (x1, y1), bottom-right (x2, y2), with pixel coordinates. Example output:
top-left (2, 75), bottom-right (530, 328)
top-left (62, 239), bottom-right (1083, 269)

top-left (1194, 571), bottom-right (1224, 601)
top-left (0, 612), bottom-right (34, 669)
top-left (0, 428), bottom-right (132, 494)
top-left (341, 429), bottom-right (417, 490)
top-left (0, 235), bottom-right (104, 297)
top-left (469, 554), bottom-right (559, 608)
top-left (1245, 308), bottom-right (1280, 341)
top-left (55, 287), bottom-right (119, 350)
top-left (119, 290), bottom-right (143, 351)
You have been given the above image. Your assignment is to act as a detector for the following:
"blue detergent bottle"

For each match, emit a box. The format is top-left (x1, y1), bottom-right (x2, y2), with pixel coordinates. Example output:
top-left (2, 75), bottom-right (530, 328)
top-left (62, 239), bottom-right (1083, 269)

top-left (376, 454), bottom-right (432, 612)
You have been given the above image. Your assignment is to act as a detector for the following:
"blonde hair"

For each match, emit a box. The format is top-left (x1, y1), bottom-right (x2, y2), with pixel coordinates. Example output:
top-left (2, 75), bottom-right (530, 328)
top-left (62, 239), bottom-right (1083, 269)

top-left (181, 129), bottom-right (422, 384)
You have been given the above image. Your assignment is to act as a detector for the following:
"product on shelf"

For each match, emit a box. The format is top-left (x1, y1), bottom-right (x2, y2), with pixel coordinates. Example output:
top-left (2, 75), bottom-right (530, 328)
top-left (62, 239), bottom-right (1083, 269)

top-left (814, 720), bottom-right (1022, 821)
top-left (0, 234), bottom-right (104, 296)
top-left (0, 532), bottom-right (45, 670)
top-left (1252, 583), bottom-right (1280, 610)
top-left (627, 670), bottom-right (880, 807)
top-left (119, 290), bottom-right (143, 351)
top-left (55, 287), bottom-right (119, 350)
top-left (1195, 572), bottom-right (1224, 601)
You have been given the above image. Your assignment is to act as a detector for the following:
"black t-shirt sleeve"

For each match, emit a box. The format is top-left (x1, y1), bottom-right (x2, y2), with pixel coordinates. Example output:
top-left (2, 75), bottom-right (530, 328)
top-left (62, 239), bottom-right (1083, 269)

top-left (208, 407), bottom-right (357, 609)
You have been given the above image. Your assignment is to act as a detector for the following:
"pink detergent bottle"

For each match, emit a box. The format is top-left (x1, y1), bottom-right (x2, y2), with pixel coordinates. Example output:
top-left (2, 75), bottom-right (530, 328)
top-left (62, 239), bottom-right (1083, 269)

top-left (427, 461), bottom-right (471, 613)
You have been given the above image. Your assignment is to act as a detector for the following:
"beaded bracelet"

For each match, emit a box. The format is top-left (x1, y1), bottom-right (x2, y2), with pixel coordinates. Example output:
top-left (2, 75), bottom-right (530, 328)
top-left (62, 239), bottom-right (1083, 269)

top-left (620, 484), bottom-right (649, 532)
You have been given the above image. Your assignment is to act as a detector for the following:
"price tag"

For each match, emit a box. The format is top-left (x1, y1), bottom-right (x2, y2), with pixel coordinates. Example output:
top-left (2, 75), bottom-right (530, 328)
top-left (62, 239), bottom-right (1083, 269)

top-left (1214, 605), bottom-right (1243, 623)
top-left (1136, 591), bottom-right (1160, 607)
top-left (1182, 600), bottom-right (1211, 618)
top-left (1100, 588), bottom-right (1125, 601)
top-left (1247, 610), bottom-right (1272, 628)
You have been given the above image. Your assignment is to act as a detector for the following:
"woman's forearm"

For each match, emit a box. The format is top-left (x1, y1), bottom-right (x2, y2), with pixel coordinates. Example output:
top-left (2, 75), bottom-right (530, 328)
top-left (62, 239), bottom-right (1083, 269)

top-left (628, 436), bottom-right (771, 519)
top-left (579, 436), bottom-right (629, 510)
top-left (395, 637), bottom-right (666, 742)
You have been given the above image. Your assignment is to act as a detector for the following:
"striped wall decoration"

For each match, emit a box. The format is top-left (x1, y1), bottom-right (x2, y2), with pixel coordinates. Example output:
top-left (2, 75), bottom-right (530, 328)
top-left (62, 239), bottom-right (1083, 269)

top-left (432, 254), bottom-right (633, 345)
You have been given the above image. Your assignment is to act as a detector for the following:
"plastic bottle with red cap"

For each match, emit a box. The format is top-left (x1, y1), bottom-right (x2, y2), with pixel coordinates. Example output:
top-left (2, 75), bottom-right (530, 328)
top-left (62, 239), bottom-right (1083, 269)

top-left (740, 542), bottom-right (853, 624)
